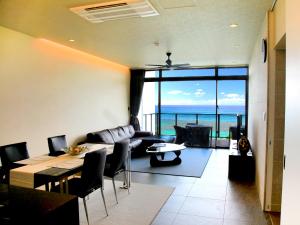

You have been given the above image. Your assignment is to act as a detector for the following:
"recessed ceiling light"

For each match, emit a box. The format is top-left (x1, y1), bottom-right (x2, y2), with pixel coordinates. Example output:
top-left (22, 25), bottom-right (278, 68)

top-left (69, 39), bottom-right (75, 42)
top-left (229, 23), bottom-right (239, 28)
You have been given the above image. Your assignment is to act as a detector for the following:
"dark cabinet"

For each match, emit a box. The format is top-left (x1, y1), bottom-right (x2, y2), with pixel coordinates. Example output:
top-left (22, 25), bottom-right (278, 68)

top-left (228, 141), bottom-right (255, 182)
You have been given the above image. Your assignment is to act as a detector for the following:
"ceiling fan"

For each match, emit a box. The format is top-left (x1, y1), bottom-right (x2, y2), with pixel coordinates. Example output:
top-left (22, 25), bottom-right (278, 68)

top-left (145, 52), bottom-right (190, 69)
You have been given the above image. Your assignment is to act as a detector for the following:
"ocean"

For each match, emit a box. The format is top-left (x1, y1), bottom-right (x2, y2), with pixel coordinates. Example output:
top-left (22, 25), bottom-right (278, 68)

top-left (154, 105), bottom-right (245, 137)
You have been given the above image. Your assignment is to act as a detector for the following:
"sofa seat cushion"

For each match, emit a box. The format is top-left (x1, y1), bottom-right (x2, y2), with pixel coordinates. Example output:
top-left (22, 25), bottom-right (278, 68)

top-left (129, 138), bottom-right (142, 149)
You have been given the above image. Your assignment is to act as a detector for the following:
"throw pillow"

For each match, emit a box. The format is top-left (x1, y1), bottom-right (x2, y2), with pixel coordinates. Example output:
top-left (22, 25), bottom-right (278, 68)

top-left (174, 125), bottom-right (189, 145)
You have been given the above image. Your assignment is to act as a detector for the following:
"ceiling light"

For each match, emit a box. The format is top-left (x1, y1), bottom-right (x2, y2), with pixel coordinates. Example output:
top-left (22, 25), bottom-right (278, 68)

top-left (229, 23), bottom-right (239, 28)
top-left (69, 39), bottom-right (75, 42)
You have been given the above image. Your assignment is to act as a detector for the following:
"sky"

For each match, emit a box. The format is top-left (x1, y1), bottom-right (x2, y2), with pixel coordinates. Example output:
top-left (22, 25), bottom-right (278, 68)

top-left (161, 80), bottom-right (245, 106)
top-left (145, 68), bottom-right (247, 106)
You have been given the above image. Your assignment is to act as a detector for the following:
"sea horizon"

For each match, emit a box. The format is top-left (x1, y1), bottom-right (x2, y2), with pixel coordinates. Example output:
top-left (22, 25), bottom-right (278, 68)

top-left (153, 105), bottom-right (245, 136)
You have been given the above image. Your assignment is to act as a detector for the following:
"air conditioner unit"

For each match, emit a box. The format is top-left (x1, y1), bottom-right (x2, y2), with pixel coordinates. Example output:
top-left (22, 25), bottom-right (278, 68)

top-left (70, 0), bottom-right (159, 23)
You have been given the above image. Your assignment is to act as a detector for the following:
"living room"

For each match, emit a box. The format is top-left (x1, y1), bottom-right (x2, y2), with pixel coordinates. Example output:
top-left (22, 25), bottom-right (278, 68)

top-left (0, 0), bottom-right (299, 225)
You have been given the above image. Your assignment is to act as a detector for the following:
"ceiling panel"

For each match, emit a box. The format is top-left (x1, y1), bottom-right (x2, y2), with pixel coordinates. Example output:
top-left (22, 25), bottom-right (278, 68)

top-left (0, 0), bottom-right (273, 68)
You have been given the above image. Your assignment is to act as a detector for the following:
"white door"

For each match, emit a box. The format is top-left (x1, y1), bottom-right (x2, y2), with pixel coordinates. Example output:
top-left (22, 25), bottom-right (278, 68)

top-left (281, 1), bottom-right (300, 224)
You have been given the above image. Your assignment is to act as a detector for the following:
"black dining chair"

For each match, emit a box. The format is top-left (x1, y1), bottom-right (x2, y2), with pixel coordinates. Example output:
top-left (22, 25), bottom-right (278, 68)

top-left (47, 135), bottom-right (67, 156)
top-left (0, 142), bottom-right (29, 183)
top-left (51, 149), bottom-right (108, 224)
top-left (104, 140), bottom-right (129, 204)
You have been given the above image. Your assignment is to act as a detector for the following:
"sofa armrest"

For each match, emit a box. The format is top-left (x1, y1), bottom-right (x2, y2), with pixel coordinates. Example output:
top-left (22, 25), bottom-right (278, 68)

top-left (134, 131), bottom-right (153, 138)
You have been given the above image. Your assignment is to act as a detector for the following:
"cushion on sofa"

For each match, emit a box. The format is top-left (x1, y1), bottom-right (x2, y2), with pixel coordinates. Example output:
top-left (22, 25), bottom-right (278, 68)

top-left (120, 125), bottom-right (135, 138)
top-left (93, 130), bottom-right (115, 144)
top-left (129, 138), bottom-right (142, 149)
top-left (108, 127), bottom-right (127, 142)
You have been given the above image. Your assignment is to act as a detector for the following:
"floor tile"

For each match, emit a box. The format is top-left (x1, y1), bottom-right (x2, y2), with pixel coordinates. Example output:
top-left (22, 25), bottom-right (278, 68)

top-left (223, 219), bottom-right (254, 225)
top-left (151, 211), bottom-right (177, 225)
top-left (161, 195), bottom-right (186, 213)
top-left (131, 148), bottom-right (270, 225)
top-left (179, 197), bottom-right (225, 219)
top-left (173, 214), bottom-right (223, 225)
top-left (172, 182), bottom-right (194, 196)
top-left (188, 183), bottom-right (227, 200)
top-left (223, 200), bottom-right (257, 222)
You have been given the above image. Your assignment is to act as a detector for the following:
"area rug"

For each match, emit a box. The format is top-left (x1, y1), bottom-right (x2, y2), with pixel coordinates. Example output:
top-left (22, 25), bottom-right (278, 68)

top-left (78, 180), bottom-right (174, 225)
top-left (130, 148), bottom-right (212, 178)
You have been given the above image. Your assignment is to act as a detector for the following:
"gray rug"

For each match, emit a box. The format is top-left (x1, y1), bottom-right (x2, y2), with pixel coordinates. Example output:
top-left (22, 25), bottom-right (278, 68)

top-left (131, 148), bottom-right (212, 178)
top-left (78, 180), bottom-right (174, 225)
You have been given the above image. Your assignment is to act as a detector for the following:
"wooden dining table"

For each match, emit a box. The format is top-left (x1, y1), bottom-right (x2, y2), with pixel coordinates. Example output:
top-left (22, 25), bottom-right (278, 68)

top-left (9, 143), bottom-right (114, 193)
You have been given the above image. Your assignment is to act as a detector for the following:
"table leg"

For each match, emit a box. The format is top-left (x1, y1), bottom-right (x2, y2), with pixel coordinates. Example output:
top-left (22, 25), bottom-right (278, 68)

top-left (64, 178), bottom-right (69, 194)
top-left (59, 180), bottom-right (64, 193)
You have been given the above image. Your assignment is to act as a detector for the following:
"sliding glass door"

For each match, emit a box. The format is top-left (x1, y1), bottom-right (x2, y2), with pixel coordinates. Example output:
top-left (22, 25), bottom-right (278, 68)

top-left (140, 67), bottom-right (248, 148)
top-left (160, 80), bottom-right (216, 136)
top-left (216, 80), bottom-right (246, 147)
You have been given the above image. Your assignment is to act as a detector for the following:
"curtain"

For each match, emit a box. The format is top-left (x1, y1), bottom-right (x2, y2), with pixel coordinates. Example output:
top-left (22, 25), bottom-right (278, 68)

top-left (129, 69), bottom-right (145, 131)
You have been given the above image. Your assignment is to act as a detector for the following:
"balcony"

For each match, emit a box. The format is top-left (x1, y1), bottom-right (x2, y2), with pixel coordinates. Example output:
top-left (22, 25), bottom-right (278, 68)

top-left (141, 112), bottom-right (246, 148)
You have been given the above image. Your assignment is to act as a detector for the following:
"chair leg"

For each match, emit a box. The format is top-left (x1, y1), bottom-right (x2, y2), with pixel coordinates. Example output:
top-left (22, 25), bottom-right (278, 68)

top-left (124, 170), bottom-right (130, 194)
top-left (83, 197), bottom-right (90, 225)
top-left (100, 188), bottom-right (108, 216)
top-left (112, 177), bottom-right (118, 204)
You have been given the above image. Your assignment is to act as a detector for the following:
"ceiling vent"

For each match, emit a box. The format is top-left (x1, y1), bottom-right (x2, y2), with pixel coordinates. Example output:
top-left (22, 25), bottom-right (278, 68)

top-left (70, 0), bottom-right (159, 23)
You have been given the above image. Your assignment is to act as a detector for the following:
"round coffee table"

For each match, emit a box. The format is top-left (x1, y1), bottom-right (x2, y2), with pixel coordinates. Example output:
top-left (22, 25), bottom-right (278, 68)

top-left (146, 143), bottom-right (186, 167)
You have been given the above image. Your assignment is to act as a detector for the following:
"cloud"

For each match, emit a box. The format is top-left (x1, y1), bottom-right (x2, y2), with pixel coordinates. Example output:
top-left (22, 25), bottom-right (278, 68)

top-left (167, 90), bottom-right (183, 95)
top-left (225, 93), bottom-right (240, 98)
top-left (194, 89), bottom-right (206, 97)
top-left (221, 92), bottom-right (225, 95)
top-left (168, 90), bottom-right (191, 95)
top-left (218, 93), bottom-right (245, 105)
top-left (161, 98), bottom-right (216, 105)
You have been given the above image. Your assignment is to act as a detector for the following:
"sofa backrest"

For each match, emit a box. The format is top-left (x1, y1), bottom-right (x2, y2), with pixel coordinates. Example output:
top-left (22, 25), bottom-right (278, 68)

top-left (86, 125), bottom-right (135, 144)
top-left (120, 125), bottom-right (135, 138)
top-left (87, 129), bottom-right (114, 144)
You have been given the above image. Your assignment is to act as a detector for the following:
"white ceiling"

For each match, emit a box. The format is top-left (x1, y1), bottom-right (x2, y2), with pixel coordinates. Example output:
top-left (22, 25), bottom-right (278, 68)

top-left (0, 0), bottom-right (273, 68)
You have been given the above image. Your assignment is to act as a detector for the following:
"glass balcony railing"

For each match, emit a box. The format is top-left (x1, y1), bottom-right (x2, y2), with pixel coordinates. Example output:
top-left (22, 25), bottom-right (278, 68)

top-left (142, 113), bottom-right (246, 139)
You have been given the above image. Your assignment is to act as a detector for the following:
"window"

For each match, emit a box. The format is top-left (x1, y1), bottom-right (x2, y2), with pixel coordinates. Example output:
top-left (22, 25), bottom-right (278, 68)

top-left (140, 66), bottom-right (248, 148)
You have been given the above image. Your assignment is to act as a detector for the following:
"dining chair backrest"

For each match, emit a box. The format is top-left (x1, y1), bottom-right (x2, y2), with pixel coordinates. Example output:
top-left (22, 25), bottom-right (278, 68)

top-left (47, 135), bottom-right (67, 156)
top-left (0, 142), bottom-right (29, 169)
top-left (107, 140), bottom-right (129, 175)
top-left (80, 149), bottom-right (107, 197)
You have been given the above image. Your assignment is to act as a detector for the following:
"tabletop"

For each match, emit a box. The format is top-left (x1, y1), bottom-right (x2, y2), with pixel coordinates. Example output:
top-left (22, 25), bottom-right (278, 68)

top-left (9, 143), bottom-right (114, 189)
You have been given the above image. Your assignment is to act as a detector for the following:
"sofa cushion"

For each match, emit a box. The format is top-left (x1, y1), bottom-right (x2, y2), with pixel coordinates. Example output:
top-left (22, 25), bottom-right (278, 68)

top-left (120, 125), bottom-right (135, 139)
top-left (129, 138), bottom-right (142, 149)
top-left (93, 130), bottom-right (114, 144)
top-left (108, 127), bottom-right (127, 142)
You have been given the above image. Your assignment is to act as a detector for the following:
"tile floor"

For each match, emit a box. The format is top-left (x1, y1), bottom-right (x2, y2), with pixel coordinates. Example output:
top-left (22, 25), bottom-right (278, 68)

top-left (129, 149), bottom-right (272, 225)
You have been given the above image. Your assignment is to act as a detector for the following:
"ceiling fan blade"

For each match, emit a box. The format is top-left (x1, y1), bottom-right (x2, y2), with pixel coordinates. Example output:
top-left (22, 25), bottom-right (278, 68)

top-left (145, 64), bottom-right (165, 67)
top-left (171, 63), bottom-right (190, 67)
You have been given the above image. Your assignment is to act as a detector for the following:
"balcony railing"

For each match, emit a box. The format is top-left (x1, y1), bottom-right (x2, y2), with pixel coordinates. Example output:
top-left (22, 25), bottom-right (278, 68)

top-left (142, 113), bottom-right (246, 139)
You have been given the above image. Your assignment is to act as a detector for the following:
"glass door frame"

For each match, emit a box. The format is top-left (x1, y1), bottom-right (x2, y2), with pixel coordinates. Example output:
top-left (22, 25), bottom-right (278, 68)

top-left (144, 66), bottom-right (249, 147)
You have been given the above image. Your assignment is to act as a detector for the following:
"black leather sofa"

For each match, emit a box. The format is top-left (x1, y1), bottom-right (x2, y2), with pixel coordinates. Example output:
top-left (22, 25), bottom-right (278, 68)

top-left (86, 125), bottom-right (175, 157)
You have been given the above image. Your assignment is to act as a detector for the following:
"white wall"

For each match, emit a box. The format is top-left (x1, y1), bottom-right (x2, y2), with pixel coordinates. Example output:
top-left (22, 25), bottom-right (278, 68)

top-left (248, 15), bottom-right (268, 209)
top-left (0, 26), bottom-right (130, 157)
top-left (281, 0), bottom-right (300, 224)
